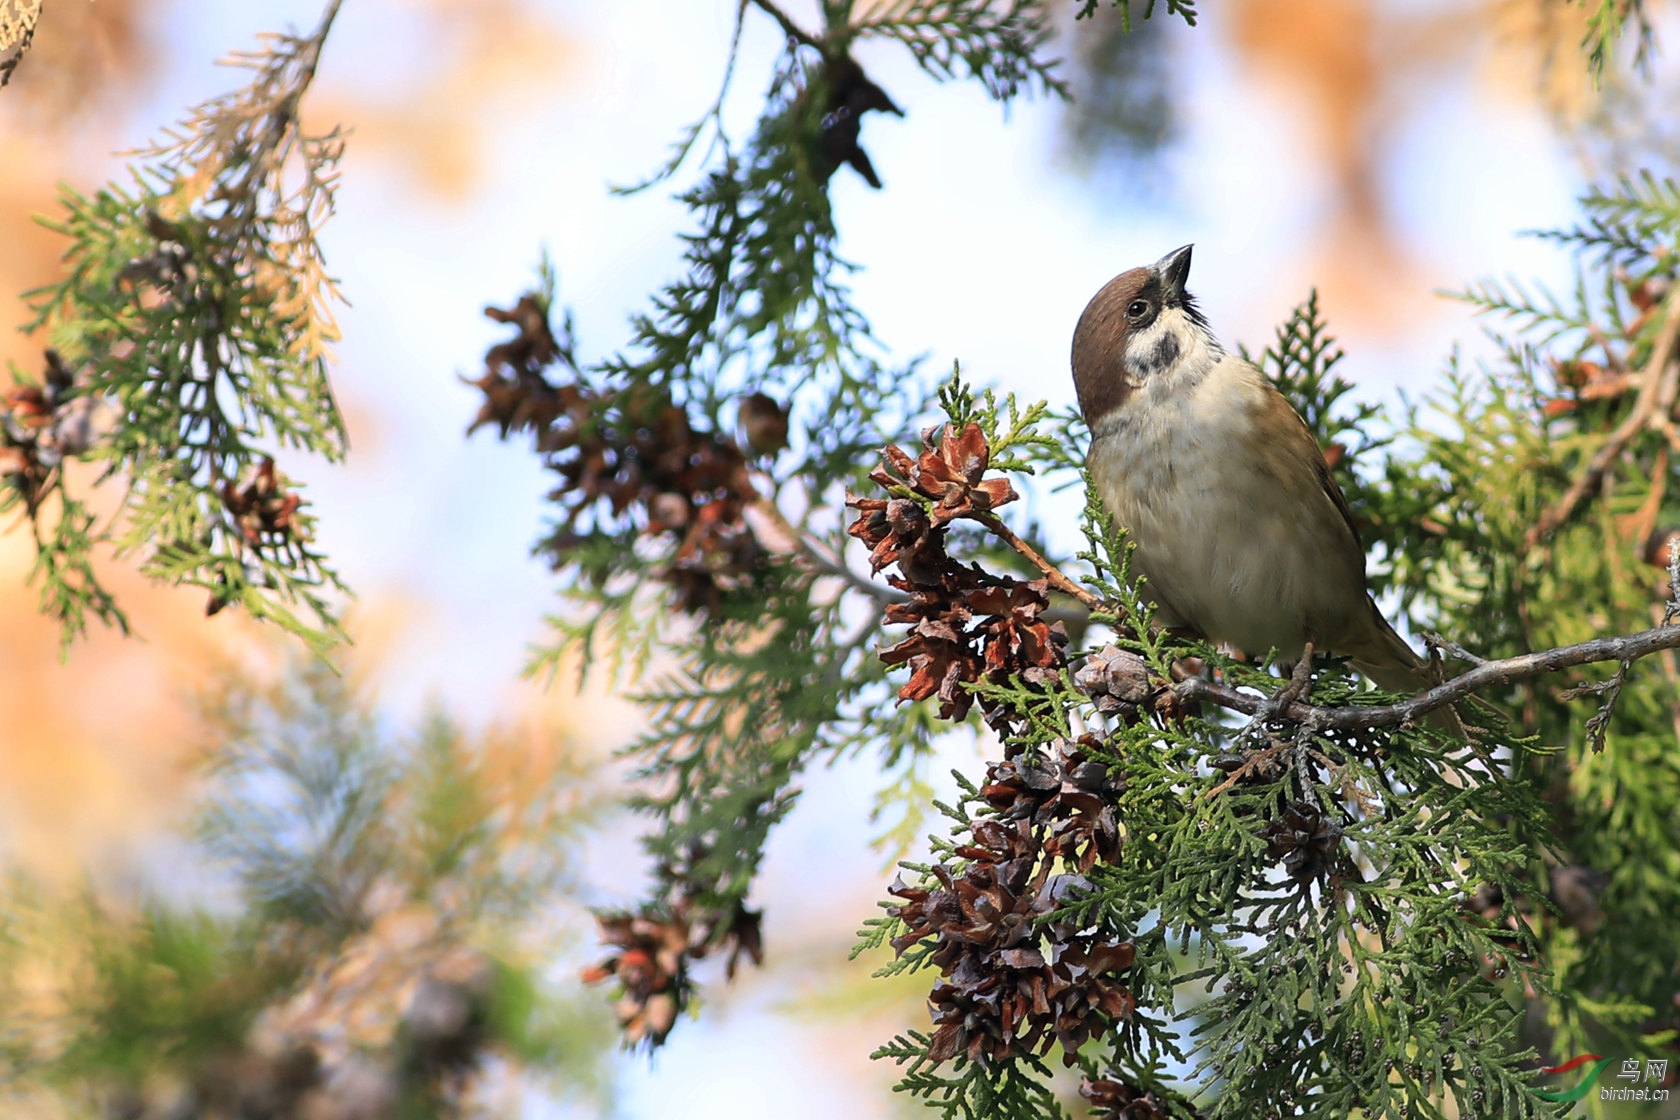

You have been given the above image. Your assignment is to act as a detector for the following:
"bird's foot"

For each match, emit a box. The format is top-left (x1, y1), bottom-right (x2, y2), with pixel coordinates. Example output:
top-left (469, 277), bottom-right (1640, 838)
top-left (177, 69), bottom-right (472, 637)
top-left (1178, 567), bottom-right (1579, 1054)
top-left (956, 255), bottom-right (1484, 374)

top-left (1233, 643), bottom-right (1316, 750)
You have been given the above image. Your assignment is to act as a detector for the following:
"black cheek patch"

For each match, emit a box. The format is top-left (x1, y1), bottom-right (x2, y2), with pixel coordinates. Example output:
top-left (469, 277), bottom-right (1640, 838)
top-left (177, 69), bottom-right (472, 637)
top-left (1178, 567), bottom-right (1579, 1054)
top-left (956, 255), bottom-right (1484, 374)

top-left (1149, 334), bottom-right (1179, 372)
top-left (1124, 329), bottom-right (1178, 380)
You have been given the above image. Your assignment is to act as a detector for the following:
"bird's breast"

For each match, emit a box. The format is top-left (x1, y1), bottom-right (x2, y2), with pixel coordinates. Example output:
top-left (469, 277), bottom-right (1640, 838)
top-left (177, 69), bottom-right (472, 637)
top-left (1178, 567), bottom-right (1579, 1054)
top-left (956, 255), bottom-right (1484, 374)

top-left (1086, 360), bottom-right (1367, 659)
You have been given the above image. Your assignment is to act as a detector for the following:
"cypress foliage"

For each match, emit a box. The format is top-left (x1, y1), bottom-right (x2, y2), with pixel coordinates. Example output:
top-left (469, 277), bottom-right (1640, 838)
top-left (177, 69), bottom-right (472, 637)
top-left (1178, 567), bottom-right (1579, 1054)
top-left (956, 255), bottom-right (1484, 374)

top-left (6, 0), bottom-right (1677, 1116)
top-left (15, 5), bottom-right (351, 651)
top-left (462, 3), bottom-right (1680, 1116)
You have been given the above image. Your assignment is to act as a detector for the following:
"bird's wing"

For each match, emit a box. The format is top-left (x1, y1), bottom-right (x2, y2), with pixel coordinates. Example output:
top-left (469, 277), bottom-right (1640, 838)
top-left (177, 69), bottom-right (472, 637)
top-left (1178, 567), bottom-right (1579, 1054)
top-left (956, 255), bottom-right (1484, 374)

top-left (1262, 379), bottom-right (1415, 661)
top-left (1253, 377), bottom-right (1369, 553)
top-left (1294, 404), bottom-right (1368, 556)
top-left (1259, 380), bottom-right (1462, 731)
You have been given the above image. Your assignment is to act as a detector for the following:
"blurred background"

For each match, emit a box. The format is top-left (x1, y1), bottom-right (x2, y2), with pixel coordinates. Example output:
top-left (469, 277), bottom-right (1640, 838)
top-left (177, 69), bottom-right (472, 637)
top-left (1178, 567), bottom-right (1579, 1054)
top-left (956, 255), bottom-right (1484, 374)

top-left (2, 0), bottom-right (1677, 1115)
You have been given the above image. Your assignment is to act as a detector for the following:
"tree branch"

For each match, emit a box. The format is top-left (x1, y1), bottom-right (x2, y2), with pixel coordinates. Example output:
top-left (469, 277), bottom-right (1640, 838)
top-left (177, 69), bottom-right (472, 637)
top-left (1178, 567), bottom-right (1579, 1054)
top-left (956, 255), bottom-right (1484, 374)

top-left (1176, 620), bottom-right (1680, 731)
top-left (746, 0), bottom-right (825, 51)
top-left (748, 494), bottom-right (907, 605)
top-left (962, 509), bottom-right (1106, 612)
top-left (943, 470), bottom-right (1680, 737)
top-left (1527, 288), bottom-right (1680, 548)
top-left (301, 0), bottom-right (347, 83)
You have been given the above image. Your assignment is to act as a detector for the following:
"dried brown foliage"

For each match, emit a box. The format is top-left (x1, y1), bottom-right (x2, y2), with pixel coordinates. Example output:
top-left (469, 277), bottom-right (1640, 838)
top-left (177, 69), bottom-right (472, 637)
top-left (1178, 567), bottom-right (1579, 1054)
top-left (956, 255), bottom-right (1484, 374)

top-left (1541, 273), bottom-right (1673, 417)
top-left (126, 18), bottom-right (347, 370)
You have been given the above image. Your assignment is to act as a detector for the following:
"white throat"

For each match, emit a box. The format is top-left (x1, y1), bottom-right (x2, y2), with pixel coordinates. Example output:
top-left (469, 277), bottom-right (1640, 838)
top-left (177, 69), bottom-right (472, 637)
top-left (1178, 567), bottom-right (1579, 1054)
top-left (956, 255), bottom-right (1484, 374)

top-left (1090, 307), bottom-right (1224, 441)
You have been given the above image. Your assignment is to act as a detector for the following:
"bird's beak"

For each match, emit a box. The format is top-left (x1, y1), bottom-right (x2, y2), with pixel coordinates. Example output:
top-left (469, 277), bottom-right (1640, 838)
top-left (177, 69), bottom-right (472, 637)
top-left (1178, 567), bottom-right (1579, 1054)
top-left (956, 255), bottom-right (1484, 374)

top-left (1153, 244), bottom-right (1193, 302)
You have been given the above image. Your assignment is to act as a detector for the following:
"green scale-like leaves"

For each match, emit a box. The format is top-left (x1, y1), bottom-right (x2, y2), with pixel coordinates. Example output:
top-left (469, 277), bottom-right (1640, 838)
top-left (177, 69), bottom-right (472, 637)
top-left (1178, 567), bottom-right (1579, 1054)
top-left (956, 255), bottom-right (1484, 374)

top-left (19, 16), bottom-right (349, 653)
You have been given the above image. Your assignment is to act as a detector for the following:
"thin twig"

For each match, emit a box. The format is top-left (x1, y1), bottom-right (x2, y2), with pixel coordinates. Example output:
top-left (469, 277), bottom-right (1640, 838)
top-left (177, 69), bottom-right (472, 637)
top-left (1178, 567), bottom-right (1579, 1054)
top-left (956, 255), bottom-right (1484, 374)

top-left (963, 510), bottom-right (1106, 612)
top-left (754, 488), bottom-right (1107, 618)
top-left (1203, 739), bottom-right (1290, 800)
top-left (1528, 290), bottom-right (1680, 548)
top-left (1562, 657), bottom-right (1631, 753)
top-left (1311, 746), bottom-right (1381, 817)
top-left (1422, 632), bottom-right (1486, 667)
top-left (1652, 608), bottom-right (1680, 746)
top-left (746, 0), bottom-right (825, 51)
top-left (300, 0), bottom-right (346, 84)
top-left (1293, 715), bottom-right (1323, 809)
top-left (1205, 647), bottom-right (1316, 800)
top-left (748, 495), bottom-right (907, 605)
top-left (1175, 620), bottom-right (1680, 731)
top-left (1661, 548), bottom-right (1680, 743)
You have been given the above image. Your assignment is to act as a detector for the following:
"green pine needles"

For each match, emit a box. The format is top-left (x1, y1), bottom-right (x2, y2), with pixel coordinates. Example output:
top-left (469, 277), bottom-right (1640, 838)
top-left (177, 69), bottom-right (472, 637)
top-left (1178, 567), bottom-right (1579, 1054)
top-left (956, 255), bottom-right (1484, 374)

top-left (1074, 0), bottom-right (1199, 32)
top-left (465, 0), bottom-right (1082, 1047)
top-left (838, 176), bottom-right (1680, 1115)
top-left (1400, 172), bottom-right (1680, 1098)
top-left (1576, 0), bottom-right (1656, 80)
top-left (0, 654), bottom-right (613, 1115)
top-left (9, 0), bottom-right (1680, 1116)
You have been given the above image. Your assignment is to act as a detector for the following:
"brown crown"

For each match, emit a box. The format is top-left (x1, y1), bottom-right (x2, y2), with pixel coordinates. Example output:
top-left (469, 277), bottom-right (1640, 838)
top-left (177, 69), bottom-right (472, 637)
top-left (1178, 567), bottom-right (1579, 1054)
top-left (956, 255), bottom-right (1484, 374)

top-left (1071, 267), bottom-right (1157, 425)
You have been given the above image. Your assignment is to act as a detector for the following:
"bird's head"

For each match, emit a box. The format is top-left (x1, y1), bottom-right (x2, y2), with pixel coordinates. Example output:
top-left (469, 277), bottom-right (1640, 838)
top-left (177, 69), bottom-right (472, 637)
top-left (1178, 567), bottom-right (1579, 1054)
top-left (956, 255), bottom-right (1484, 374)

top-left (1071, 244), bottom-right (1222, 429)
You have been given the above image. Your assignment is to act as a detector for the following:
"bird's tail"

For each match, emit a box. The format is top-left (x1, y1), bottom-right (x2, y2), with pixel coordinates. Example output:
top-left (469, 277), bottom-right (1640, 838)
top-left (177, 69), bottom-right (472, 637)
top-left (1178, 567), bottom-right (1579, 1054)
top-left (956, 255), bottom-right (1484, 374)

top-left (1346, 601), bottom-right (1465, 736)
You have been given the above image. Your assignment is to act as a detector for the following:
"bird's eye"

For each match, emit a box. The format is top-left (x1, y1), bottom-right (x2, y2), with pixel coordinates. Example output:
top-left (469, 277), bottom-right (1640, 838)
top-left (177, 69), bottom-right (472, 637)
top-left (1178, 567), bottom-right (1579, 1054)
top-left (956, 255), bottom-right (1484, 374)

top-left (1126, 299), bottom-right (1151, 320)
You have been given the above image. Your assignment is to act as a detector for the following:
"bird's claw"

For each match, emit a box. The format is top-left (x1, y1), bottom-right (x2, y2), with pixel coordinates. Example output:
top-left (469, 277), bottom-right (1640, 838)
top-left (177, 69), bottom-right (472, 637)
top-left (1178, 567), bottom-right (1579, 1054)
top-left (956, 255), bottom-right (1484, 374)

top-left (1233, 643), bottom-right (1317, 749)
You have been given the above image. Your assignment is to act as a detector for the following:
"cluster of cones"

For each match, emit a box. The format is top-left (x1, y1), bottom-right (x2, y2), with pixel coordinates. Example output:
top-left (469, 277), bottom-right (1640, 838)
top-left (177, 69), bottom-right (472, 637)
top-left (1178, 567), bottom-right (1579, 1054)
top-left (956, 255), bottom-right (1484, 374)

top-left (466, 296), bottom-right (789, 613)
top-left (580, 893), bottom-right (763, 1049)
top-left (845, 421), bottom-right (1067, 730)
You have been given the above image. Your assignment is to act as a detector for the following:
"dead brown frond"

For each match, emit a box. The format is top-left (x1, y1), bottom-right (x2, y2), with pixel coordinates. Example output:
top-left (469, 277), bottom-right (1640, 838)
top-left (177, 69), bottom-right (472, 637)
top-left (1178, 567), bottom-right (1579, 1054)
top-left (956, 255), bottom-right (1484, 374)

top-left (0, 0), bottom-right (42, 88)
top-left (133, 0), bottom-right (348, 370)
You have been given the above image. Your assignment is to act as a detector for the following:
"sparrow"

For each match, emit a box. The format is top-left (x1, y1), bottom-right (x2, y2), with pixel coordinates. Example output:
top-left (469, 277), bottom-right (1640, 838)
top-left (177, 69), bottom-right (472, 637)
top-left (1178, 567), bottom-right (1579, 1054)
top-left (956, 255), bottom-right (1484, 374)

top-left (1071, 245), bottom-right (1452, 723)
